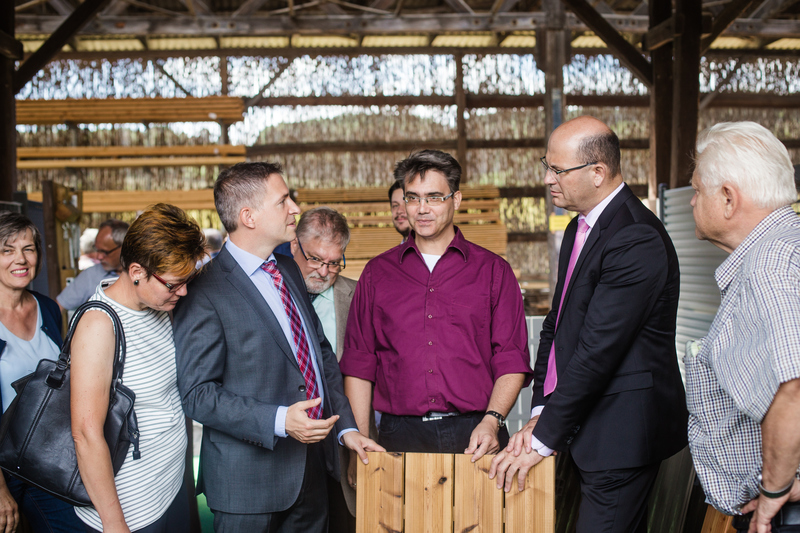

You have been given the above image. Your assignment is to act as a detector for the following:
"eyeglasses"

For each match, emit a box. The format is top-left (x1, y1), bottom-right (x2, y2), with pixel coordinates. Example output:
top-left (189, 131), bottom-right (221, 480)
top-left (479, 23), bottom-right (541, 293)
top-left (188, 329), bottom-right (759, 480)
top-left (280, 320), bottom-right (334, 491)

top-left (297, 241), bottom-right (346, 273)
top-left (149, 270), bottom-right (199, 293)
top-left (540, 156), bottom-right (597, 176)
top-left (94, 244), bottom-right (121, 256)
top-left (403, 192), bottom-right (455, 205)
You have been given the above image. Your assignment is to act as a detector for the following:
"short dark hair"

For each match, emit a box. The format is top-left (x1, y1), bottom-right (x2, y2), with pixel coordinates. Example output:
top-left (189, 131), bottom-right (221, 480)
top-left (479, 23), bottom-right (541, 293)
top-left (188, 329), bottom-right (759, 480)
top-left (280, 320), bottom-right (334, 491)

top-left (577, 131), bottom-right (621, 178)
top-left (296, 207), bottom-right (351, 251)
top-left (394, 150), bottom-right (461, 194)
top-left (388, 180), bottom-right (404, 202)
top-left (214, 162), bottom-right (284, 233)
top-left (121, 203), bottom-right (206, 279)
top-left (98, 219), bottom-right (129, 246)
top-left (0, 211), bottom-right (44, 278)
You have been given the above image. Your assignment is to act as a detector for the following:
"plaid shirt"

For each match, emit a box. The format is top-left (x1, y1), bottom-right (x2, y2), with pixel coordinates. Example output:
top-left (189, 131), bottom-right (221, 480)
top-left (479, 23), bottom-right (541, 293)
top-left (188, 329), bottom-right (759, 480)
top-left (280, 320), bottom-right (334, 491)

top-left (685, 206), bottom-right (800, 515)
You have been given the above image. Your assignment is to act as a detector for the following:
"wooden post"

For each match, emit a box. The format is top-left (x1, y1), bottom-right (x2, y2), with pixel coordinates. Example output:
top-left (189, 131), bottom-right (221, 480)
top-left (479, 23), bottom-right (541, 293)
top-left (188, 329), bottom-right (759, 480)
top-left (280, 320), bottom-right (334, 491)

top-left (41, 181), bottom-right (63, 299)
top-left (543, 0), bottom-right (568, 300)
top-left (648, 0), bottom-right (674, 208)
top-left (0, 2), bottom-right (18, 203)
top-left (219, 55), bottom-right (229, 96)
top-left (455, 53), bottom-right (468, 180)
top-left (356, 452), bottom-right (404, 533)
top-left (670, 0), bottom-right (702, 189)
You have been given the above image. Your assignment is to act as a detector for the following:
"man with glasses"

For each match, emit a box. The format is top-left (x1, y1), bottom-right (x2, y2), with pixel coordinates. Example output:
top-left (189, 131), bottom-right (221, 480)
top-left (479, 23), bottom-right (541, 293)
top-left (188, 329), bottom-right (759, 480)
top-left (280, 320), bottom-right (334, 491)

top-left (340, 149), bottom-right (532, 463)
top-left (488, 116), bottom-right (687, 533)
top-left (57, 218), bottom-right (129, 311)
top-left (289, 206), bottom-right (359, 533)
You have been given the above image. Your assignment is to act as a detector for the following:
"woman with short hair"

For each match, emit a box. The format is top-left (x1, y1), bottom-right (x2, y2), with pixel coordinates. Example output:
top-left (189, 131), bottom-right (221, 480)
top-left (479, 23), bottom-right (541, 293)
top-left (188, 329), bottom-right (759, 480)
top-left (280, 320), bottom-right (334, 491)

top-left (70, 204), bottom-right (206, 533)
top-left (0, 211), bottom-right (84, 533)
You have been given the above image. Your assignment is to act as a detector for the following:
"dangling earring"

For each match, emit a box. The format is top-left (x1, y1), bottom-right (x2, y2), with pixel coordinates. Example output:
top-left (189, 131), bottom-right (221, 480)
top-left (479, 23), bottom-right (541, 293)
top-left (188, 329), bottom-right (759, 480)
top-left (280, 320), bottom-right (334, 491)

top-left (134, 279), bottom-right (139, 286)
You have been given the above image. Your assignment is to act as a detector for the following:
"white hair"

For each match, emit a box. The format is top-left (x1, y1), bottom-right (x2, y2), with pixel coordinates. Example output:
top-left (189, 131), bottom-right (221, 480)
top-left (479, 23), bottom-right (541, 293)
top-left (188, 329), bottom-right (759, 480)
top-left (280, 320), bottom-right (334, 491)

top-left (695, 121), bottom-right (797, 210)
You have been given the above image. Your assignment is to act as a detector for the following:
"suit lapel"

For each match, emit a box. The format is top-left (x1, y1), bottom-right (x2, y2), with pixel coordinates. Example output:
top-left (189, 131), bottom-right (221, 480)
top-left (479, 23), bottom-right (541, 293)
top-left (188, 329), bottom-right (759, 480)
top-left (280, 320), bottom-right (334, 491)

top-left (216, 248), bottom-right (299, 370)
top-left (562, 184), bottom-right (634, 307)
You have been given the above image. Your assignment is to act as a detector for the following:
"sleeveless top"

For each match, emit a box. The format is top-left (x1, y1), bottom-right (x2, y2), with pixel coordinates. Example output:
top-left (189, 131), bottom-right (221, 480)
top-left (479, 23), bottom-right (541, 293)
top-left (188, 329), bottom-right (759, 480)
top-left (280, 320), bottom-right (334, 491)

top-left (75, 284), bottom-right (187, 531)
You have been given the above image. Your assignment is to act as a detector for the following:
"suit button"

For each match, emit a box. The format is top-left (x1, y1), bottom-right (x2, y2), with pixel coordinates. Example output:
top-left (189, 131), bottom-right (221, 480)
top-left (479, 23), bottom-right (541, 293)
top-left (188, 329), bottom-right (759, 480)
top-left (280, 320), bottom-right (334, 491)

top-left (299, 385), bottom-right (306, 392)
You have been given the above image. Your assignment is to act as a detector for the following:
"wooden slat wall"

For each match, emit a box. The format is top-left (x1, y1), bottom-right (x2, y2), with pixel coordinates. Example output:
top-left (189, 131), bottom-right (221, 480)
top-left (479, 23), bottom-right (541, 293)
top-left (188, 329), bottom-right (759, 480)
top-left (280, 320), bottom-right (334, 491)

top-left (296, 185), bottom-right (501, 203)
top-left (356, 452), bottom-right (555, 533)
top-left (16, 96), bottom-right (245, 124)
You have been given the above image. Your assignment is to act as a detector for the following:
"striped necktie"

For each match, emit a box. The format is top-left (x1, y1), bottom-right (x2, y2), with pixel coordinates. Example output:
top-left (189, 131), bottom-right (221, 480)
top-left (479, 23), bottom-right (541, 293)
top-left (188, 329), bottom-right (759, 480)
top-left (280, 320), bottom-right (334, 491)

top-left (261, 260), bottom-right (322, 419)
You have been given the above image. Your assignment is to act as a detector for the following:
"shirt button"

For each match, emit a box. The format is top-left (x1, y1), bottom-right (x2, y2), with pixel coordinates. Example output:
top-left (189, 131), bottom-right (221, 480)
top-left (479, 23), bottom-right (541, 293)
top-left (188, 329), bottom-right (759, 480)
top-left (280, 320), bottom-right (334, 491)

top-left (428, 315), bottom-right (432, 319)
top-left (429, 288), bottom-right (434, 292)
top-left (428, 341), bottom-right (433, 345)
top-left (428, 369), bottom-right (433, 373)
top-left (430, 399), bottom-right (435, 403)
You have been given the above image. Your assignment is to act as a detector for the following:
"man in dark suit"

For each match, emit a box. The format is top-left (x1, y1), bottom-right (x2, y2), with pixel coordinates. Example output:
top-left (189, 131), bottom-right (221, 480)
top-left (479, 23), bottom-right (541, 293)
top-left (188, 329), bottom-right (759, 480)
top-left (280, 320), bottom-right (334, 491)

top-left (489, 116), bottom-right (687, 532)
top-left (289, 206), bottom-right (359, 532)
top-left (173, 162), bottom-right (382, 532)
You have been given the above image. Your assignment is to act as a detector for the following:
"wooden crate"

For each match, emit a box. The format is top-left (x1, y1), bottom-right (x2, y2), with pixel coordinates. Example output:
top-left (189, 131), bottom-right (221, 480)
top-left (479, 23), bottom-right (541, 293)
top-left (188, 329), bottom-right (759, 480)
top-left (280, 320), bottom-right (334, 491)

top-left (701, 506), bottom-right (736, 533)
top-left (356, 452), bottom-right (555, 533)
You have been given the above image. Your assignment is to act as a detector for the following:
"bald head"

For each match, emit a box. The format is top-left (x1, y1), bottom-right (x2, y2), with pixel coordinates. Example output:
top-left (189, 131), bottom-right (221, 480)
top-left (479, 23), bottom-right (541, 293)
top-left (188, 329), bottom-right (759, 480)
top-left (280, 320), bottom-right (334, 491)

top-left (543, 116), bottom-right (623, 215)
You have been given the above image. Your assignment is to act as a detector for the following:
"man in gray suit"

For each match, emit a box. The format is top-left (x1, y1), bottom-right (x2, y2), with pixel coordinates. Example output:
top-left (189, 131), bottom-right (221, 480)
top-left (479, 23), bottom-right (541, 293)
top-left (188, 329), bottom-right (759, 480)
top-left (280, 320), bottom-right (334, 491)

top-left (289, 207), bottom-right (358, 532)
top-left (174, 162), bottom-right (382, 532)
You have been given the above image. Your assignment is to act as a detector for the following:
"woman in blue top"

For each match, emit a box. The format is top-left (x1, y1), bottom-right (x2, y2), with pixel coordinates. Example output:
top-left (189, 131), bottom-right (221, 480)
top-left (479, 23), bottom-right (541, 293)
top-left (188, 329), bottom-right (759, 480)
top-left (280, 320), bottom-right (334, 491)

top-left (0, 211), bottom-right (84, 533)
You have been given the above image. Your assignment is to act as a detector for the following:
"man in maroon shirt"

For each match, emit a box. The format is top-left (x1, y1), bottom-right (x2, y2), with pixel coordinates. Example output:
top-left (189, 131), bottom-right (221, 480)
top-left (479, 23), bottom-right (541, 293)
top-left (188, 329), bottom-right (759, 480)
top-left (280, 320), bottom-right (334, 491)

top-left (340, 150), bottom-right (532, 471)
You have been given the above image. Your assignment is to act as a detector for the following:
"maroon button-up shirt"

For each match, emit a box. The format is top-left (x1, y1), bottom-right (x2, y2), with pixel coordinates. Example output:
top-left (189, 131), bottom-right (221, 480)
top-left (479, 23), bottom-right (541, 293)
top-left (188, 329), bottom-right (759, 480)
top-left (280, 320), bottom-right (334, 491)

top-left (340, 228), bottom-right (532, 417)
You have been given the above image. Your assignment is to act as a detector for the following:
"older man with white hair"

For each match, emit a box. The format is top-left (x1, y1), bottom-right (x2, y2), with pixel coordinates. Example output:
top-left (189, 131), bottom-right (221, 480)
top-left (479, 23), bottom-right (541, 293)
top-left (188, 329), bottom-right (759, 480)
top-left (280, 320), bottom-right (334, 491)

top-left (686, 121), bottom-right (800, 533)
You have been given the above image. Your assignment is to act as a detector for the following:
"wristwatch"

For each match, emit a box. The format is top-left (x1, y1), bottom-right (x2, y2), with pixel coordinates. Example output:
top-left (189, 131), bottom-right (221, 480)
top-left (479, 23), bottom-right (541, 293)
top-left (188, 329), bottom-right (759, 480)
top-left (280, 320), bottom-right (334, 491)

top-left (485, 410), bottom-right (506, 428)
top-left (758, 474), bottom-right (794, 499)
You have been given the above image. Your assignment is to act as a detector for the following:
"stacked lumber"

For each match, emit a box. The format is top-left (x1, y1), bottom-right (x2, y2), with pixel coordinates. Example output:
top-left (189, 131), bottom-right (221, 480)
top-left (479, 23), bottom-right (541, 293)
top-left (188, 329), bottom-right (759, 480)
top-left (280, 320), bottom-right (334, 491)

top-left (356, 452), bottom-right (555, 532)
top-left (16, 97), bottom-right (245, 125)
top-left (17, 145), bottom-right (246, 169)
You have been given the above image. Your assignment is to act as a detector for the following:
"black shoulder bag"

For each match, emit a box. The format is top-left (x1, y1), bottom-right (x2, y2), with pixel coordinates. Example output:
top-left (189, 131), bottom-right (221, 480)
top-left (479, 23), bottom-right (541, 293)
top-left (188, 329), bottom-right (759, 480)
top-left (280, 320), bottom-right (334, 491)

top-left (0, 300), bottom-right (140, 507)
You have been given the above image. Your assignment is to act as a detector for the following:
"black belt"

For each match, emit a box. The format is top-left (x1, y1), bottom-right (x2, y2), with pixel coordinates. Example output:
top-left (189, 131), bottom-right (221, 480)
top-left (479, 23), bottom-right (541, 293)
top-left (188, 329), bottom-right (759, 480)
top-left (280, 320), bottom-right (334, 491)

top-left (733, 501), bottom-right (800, 530)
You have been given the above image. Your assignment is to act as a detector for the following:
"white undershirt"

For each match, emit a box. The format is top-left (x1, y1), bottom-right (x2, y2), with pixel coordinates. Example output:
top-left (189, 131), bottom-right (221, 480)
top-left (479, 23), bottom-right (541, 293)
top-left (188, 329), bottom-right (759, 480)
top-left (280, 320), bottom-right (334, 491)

top-left (420, 253), bottom-right (441, 272)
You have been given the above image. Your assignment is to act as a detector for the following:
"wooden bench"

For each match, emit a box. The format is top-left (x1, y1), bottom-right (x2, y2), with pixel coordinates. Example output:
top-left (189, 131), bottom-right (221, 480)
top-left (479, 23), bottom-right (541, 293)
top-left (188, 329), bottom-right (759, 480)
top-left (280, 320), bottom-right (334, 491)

top-left (356, 452), bottom-right (554, 533)
top-left (295, 185), bottom-right (508, 280)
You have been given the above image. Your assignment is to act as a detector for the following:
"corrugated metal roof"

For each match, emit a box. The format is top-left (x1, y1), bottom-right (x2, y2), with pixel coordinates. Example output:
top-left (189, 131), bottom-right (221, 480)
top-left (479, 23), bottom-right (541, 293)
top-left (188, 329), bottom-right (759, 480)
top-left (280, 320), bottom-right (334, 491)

top-left (572, 35), bottom-right (606, 48)
top-left (766, 38), bottom-right (800, 49)
top-left (709, 37), bottom-right (759, 49)
top-left (219, 36), bottom-right (291, 48)
top-left (148, 37), bottom-right (219, 50)
top-left (431, 33), bottom-right (496, 47)
top-left (362, 35), bottom-right (429, 47)
top-left (291, 35), bottom-right (360, 47)
top-left (78, 39), bottom-right (145, 52)
top-left (501, 33), bottom-right (536, 47)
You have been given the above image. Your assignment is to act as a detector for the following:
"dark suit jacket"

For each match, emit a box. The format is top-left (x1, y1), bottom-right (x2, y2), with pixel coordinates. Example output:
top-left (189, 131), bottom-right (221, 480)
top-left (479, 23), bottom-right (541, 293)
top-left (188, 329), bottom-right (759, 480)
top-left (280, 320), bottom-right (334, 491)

top-left (532, 184), bottom-right (688, 472)
top-left (173, 247), bottom-right (357, 514)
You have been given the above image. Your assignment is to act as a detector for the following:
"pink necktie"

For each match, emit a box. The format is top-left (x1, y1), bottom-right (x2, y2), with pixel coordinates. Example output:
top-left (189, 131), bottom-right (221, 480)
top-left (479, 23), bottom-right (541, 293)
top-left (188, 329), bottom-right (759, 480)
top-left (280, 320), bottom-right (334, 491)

top-left (261, 260), bottom-right (322, 419)
top-left (543, 218), bottom-right (590, 396)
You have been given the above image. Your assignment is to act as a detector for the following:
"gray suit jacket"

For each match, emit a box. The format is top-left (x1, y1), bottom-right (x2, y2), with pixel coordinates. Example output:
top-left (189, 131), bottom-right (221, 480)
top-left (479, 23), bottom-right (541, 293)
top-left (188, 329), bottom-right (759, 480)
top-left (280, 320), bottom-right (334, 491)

top-left (332, 276), bottom-right (357, 360)
top-left (173, 247), bottom-right (357, 514)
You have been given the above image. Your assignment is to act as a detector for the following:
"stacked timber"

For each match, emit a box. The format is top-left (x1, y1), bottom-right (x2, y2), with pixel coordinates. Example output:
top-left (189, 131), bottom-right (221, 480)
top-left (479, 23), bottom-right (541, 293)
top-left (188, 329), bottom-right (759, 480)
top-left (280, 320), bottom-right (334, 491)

top-left (16, 96), bottom-right (245, 125)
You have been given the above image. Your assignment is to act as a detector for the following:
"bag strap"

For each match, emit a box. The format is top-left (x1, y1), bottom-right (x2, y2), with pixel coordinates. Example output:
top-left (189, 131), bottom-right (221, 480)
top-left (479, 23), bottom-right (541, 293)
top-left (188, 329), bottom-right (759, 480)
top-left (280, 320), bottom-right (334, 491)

top-left (46, 301), bottom-right (127, 394)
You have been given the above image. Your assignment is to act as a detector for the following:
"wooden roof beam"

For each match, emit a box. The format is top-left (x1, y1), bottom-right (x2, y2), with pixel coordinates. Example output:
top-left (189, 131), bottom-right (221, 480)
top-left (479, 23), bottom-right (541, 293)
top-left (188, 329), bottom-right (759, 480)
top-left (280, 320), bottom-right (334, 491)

top-left (14, 0), bottom-right (112, 94)
top-left (0, 31), bottom-right (23, 61)
top-left (702, 0), bottom-right (757, 53)
top-left (179, 0), bottom-right (212, 17)
top-left (443, 0), bottom-right (475, 14)
top-left (750, 0), bottom-right (800, 19)
top-left (561, 0), bottom-right (653, 87)
top-left (48, 0), bottom-right (74, 16)
top-left (233, 0), bottom-right (272, 17)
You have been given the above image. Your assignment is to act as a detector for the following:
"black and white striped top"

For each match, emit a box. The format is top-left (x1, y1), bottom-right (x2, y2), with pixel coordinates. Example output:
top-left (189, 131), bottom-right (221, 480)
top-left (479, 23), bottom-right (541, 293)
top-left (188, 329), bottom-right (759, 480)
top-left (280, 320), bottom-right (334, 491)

top-left (76, 284), bottom-right (187, 531)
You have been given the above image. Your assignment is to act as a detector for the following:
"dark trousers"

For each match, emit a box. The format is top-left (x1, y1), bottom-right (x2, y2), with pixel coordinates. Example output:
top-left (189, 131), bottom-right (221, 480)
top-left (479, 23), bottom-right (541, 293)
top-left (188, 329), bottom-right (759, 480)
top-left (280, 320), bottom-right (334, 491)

top-left (575, 461), bottom-right (661, 533)
top-left (4, 474), bottom-right (84, 533)
top-left (378, 412), bottom-right (509, 453)
top-left (83, 478), bottom-right (190, 533)
top-left (212, 442), bottom-right (329, 533)
top-left (734, 501), bottom-right (800, 532)
top-left (326, 474), bottom-right (355, 533)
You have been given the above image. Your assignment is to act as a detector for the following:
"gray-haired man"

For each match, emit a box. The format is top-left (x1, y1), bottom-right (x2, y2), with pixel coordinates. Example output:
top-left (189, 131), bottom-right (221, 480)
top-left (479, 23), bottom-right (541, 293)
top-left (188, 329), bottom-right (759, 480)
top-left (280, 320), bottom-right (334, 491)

top-left (686, 122), bottom-right (800, 533)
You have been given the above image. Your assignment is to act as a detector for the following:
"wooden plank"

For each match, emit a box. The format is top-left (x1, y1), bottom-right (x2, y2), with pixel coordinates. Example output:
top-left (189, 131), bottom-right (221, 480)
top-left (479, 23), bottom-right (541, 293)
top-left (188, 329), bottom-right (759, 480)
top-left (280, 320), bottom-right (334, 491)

top-left (505, 455), bottom-right (555, 533)
top-left (700, 505), bottom-right (735, 533)
top-left (27, 189), bottom-right (216, 211)
top-left (404, 453), bottom-right (453, 533)
top-left (304, 199), bottom-right (500, 215)
top-left (17, 144), bottom-right (247, 158)
top-left (356, 451), bottom-right (404, 533)
top-left (344, 212), bottom-right (501, 226)
top-left (17, 155), bottom-right (244, 169)
top-left (454, 454), bottom-right (503, 533)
